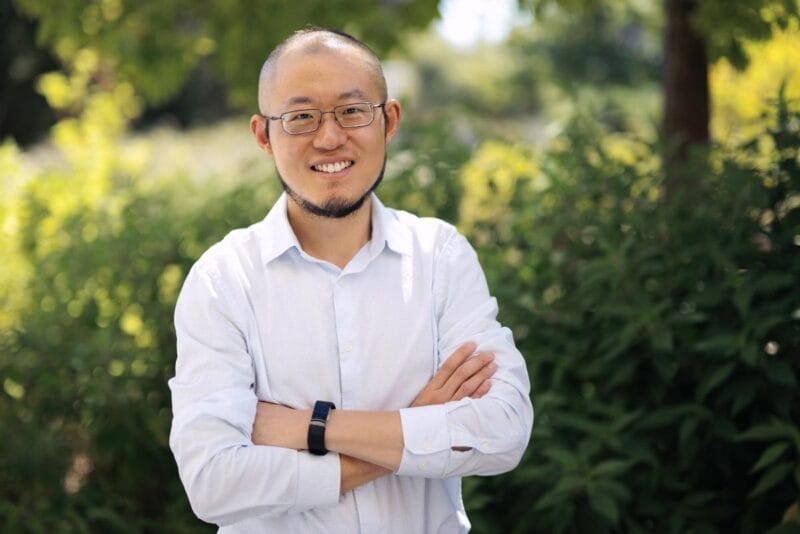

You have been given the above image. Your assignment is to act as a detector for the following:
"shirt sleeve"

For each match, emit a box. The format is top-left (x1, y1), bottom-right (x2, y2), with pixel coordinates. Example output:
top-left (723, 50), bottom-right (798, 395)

top-left (168, 259), bottom-right (341, 526)
top-left (395, 229), bottom-right (534, 478)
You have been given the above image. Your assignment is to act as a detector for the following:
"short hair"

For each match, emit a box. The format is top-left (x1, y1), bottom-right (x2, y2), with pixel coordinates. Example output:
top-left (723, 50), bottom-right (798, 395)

top-left (257, 27), bottom-right (388, 114)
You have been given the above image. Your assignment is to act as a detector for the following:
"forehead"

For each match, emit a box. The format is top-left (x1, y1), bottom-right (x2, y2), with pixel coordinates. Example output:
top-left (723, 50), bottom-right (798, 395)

top-left (267, 44), bottom-right (381, 109)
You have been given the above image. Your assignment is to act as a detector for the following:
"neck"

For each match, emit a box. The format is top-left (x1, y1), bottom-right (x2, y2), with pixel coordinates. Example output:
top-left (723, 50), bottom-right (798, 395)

top-left (286, 196), bottom-right (373, 269)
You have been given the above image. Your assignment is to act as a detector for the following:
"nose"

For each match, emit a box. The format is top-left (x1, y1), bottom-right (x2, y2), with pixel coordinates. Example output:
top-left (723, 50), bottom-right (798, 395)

top-left (312, 112), bottom-right (347, 150)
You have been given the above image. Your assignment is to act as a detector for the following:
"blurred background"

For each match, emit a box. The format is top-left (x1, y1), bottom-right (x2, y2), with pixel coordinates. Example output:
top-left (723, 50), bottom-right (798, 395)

top-left (1, 0), bottom-right (799, 532)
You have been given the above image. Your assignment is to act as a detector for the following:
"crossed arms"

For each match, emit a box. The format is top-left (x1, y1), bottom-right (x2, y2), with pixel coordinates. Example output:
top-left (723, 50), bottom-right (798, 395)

top-left (169, 229), bottom-right (533, 525)
top-left (251, 341), bottom-right (496, 493)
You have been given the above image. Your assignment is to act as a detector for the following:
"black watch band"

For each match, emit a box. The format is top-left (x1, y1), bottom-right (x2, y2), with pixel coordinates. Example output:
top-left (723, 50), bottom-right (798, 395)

top-left (308, 400), bottom-right (336, 456)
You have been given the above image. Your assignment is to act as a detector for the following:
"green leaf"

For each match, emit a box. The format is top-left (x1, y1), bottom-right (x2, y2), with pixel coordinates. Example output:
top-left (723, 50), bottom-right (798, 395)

top-left (762, 359), bottom-right (797, 387)
top-left (741, 342), bottom-right (760, 366)
top-left (588, 485), bottom-right (620, 525)
top-left (749, 462), bottom-right (793, 498)
top-left (765, 523), bottom-right (800, 534)
top-left (738, 419), bottom-right (797, 442)
top-left (591, 479), bottom-right (632, 502)
top-left (696, 361), bottom-right (736, 401)
top-left (750, 442), bottom-right (790, 473)
top-left (591, 459), bottom-right (634, 478)
top-left (679, 417), bottom-right (700, 447)
top-left (639, 404), bottom-right (708, 430)
top-left (535, 476), bottom-right (583, 510)
top-left (692, 333), bottom-right (738, 355)
top-left (542, 448), bottom-right (579, 470)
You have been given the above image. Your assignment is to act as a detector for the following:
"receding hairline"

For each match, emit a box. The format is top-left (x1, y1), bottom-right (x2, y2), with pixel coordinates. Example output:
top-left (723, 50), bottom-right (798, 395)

top-left (257, 29), bottom-right (388, 114)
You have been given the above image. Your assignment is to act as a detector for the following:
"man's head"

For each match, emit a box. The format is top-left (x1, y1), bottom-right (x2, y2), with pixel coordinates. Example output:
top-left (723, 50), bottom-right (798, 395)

top-left (250, 28), bottom-right (401, 219)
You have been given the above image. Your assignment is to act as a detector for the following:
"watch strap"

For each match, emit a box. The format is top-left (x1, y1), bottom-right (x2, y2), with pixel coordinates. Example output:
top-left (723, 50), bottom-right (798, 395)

top-left (308, 400), bottom-right (336, 455)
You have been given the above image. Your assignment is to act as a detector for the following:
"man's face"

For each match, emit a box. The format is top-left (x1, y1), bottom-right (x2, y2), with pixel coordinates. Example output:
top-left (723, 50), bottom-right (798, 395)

top-left (252, 45), bottom-right (400, 218)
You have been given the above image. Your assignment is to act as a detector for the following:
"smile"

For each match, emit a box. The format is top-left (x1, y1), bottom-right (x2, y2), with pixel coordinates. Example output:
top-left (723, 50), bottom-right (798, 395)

top-left (312, 160), bottom-right (354, 174)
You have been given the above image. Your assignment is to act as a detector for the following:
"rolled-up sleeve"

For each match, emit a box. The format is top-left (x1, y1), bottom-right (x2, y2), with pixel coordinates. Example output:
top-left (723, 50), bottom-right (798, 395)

top-left (168, 259), bottom-right (340, 526)
top-left (395, 229), bottom-right (534, 478)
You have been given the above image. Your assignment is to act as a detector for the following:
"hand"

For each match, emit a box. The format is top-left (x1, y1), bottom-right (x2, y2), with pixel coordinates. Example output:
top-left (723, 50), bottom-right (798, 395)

top-left (411, 341), bottom-right (495, 408)
top-left (252, 402), bottom-right (309, 449)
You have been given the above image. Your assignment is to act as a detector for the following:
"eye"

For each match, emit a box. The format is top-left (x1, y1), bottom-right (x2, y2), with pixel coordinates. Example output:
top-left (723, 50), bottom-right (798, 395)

top-left (340, 104), bottom-right (368, 115)
top-left (284, 111), bottom-right (316, 122)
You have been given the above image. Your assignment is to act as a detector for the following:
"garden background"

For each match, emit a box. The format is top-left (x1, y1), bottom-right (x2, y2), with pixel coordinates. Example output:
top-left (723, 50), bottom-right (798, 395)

top-left (1, 0), bottom-right (799, 532)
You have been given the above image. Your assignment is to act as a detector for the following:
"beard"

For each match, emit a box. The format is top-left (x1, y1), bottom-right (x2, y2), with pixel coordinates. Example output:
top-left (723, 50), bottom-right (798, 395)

top-left (277, 157), bottom-right (386, 219)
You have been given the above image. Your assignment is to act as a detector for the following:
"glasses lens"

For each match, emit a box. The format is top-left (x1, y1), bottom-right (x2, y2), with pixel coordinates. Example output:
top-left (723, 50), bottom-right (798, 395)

top-left (282, 109), bottom-right (321, 134)
top-left (335, 103), bottom-right (374, 128)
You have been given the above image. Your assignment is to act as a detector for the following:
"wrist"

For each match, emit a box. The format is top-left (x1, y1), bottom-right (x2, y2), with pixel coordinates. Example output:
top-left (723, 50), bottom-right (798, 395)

top-left (308, 401), bottom-right (336, 455)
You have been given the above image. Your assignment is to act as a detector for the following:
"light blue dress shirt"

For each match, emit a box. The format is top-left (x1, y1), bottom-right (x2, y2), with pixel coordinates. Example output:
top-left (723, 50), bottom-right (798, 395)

top-left (169, 193), bottom-right (533, 533)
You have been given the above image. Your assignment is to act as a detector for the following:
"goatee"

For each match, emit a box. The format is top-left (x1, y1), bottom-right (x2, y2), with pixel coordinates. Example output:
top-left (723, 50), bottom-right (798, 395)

top-left (278, 157), bottom-right (386, 219)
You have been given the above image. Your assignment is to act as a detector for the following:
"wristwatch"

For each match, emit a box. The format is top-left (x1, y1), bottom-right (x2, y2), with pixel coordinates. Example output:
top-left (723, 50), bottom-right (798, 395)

top-left (308, 400), bottom-right (336, 455)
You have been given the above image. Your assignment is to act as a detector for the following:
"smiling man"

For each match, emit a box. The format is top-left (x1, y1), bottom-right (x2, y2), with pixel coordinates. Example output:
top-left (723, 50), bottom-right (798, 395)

top-left (168, 28), bottom-right (533, 533)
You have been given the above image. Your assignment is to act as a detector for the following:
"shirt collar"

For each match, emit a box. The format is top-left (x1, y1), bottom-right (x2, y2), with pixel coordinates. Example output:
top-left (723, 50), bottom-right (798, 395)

top-left (259, 192), bottom-right (413, 265)
top-left (370, 194), bottom-right (413, 258)
top-left (259, 193), bottom-right (302, 264)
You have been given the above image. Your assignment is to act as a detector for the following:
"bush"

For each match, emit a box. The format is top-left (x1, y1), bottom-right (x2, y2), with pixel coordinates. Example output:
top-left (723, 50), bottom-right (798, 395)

top-left (460, 99), bottom-right (800, 533)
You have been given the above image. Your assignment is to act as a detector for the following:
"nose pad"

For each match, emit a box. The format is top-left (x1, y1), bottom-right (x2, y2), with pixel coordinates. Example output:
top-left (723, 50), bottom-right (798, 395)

top-left (313, 112), bottom-right (347, 149)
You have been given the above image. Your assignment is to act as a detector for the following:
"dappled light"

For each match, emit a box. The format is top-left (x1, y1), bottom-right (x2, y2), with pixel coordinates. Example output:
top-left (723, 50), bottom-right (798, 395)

top-left (1, 1), bottom-right (799, 532)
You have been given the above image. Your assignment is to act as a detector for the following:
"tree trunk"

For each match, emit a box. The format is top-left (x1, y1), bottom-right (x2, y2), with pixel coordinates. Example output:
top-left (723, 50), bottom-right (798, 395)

top-left (662, 0), bottom-right (709, 196)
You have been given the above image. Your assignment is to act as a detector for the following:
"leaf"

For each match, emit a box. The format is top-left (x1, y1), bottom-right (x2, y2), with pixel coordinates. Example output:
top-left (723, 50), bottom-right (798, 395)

top-left (750, 442), bottom-right (790, 473)
top-left (591, 459), bottom-right (634, 478)
top-left (696, 361), bottom-right (736, 401)
top-left (542, 448), bottom-right (579, 470)
top-left (738, 419), bottom-right (797, 442)
top-left (741, 342), bottom-right (760, 366)
top-left (762, 360), bottom-right (797, 387)
top-left (749, 462), bottom-right (793, 498)
top-left (638, 404), bottom-right (708, 430)
top-left (679, 417), bottom-right (700, 448)
top-left (535, 476), bottom-right (583, 510)
top-left (588, 485), bottom-right (620, 525)
top-left (764, 524), bottom-right (800, 534)
top-left (591, 479), bottom-right (632, 502)
top-left (693, 333), bottom-right (738, 355)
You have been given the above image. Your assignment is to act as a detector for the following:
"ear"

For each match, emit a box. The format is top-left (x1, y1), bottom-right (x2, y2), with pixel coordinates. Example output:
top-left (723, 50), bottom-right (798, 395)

top-left (250, 114), bottom-right (273, 156)
top-left (382, 99), bottom-right (401, 144)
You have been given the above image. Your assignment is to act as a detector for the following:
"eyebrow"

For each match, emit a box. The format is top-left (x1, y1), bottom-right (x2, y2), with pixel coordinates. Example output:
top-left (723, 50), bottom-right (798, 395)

top-left (283, 89), bottom-right (368, 108)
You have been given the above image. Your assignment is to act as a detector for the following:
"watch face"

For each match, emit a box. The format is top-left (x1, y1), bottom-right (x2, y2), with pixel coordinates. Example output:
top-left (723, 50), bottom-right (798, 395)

top-left (312, 400), bottom-right (335, 421)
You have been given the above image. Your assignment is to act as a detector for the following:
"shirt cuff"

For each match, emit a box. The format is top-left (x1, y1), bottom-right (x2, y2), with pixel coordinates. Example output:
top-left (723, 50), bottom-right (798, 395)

top-left (294, 451), bottom-right (341, 510)
top-left (396, 404), bottom-right (452, 477)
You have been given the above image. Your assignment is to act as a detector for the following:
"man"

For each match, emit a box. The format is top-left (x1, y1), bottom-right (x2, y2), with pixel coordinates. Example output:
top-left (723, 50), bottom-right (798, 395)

top-left (169, 27), bottom-right (533, 533)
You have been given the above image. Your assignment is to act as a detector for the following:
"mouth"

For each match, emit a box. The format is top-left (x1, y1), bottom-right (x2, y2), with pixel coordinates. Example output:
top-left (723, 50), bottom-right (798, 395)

top-left (311, 160), bottom-right (354, 174)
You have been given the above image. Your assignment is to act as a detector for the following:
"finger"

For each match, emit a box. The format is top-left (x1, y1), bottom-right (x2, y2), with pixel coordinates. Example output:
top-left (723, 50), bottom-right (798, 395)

top-left (471, 379), bottom-right (492, 399)
top-left (428, 341), bottom-right (477, 389)
top-left (452, 362), bottom-right (496, 400)
top-left (442, 351), bottom-right (494, 398)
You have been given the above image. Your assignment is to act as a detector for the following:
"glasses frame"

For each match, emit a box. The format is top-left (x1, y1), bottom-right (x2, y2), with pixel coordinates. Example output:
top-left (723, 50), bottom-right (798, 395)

top-left (263, 101), bottom-right (387, 136)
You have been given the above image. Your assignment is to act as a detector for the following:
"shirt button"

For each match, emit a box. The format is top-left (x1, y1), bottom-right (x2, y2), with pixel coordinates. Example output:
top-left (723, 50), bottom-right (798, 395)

top-left (343, 342), bottom-right (353, 352)
top-left (418, 461), bottom-right (428, 470)
top-left (423, 442), bottom-right (432, 452)
top-left (481, 440), bottom-right (489, 449)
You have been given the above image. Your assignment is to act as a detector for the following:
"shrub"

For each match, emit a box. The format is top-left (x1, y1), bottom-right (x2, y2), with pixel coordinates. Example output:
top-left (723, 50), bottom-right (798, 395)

top-left (460, 98), bottom-right (800, 533)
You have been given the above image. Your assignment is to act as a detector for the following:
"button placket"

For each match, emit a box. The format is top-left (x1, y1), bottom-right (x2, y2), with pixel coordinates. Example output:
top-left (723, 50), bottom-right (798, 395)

top-left (333, 276), bottom-right (358, 408)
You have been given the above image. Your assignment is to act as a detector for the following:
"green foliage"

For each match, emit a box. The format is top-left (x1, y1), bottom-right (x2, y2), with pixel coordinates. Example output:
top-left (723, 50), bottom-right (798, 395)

top-left (0, 87), bottom-right (280, 529)
top-left (459, 95), bottom-right (800, 532)
top-left (12, 0), bottom-right (440, 108)
top-left (519, 0), bottom-right (800, 70)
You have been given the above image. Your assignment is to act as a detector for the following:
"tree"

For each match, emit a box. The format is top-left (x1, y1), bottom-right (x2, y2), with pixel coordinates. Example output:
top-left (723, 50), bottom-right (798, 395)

top-left (10, 0), bottom-right (441, 118)
top-left (519, 0), bottom-right (800, 191)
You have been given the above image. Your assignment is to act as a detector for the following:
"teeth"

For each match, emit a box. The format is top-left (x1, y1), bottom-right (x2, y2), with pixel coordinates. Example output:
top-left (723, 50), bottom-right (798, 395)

top-left (314, 161), bottom-right (353, 173)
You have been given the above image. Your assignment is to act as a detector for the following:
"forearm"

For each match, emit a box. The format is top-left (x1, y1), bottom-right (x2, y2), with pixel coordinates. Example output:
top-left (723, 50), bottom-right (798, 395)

top-left (339, 455), bottom-right (391, 493)
top-left (255, 406), bottom-right (405, 471)
top-left (326, 410), bottom-right (404, 471)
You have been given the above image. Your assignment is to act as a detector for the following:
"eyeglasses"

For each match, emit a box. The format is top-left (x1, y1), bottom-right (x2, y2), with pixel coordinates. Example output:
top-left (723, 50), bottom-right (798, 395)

top-left (263, 102), bottom-right (386, 135)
